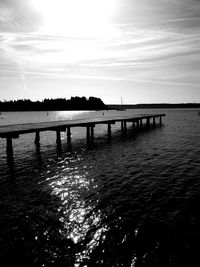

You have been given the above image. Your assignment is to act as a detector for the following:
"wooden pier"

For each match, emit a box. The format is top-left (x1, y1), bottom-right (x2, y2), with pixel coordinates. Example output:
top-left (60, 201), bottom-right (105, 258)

top-left (0, 114), bottom-right (165, 163)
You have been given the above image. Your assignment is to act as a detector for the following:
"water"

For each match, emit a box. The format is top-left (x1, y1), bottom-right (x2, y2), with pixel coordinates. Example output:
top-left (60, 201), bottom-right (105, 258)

top-left (0, 109), bottom-right (200, 266)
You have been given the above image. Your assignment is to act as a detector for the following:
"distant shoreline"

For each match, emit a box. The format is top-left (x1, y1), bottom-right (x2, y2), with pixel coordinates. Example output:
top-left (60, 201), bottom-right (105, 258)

top-left (1, 104), bottom-right (200, 112)
top-left (1, 97), bottom-right (200, 112)
top-left (108, 103), bottom-right (200, 110)
top-left (0, 97), bottom-right (107, 112)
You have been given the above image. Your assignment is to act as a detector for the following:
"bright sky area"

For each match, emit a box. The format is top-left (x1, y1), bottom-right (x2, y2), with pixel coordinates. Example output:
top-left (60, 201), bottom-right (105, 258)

top-left (0, 0), bottom-right (200, 104)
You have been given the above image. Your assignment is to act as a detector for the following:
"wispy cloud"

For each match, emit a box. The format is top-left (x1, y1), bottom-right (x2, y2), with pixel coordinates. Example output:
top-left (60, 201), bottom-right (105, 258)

top-left (0, 0), bottom-right (200, 102)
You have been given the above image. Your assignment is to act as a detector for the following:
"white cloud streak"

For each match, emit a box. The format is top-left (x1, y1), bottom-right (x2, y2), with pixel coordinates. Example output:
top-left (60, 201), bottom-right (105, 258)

top-left (0, 0), bottom-right (200, 101)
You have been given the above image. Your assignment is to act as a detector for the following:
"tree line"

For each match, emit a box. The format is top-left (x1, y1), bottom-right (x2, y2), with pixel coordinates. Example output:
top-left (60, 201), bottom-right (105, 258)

top-left (0, 97), bottom-right (107, 111)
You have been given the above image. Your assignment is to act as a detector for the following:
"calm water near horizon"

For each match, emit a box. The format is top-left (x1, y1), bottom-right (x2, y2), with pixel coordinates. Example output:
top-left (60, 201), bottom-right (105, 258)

top-left (1, 109), bottom-right (200, 266)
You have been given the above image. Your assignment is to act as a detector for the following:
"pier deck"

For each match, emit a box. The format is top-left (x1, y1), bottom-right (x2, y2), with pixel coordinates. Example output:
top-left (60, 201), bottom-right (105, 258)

top-left (0, 113), bottom-right (165, 164)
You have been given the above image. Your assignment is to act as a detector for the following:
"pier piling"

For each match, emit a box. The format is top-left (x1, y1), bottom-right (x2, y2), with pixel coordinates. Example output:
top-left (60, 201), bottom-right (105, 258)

top-left (56, 130), bottom-right (62, 155)
top-left (121, 121), bottom-right (127, 137)
top-left (136, 120), bottom-right (140, 129)
top-left (146, 118), bottom-right (150, 128)
top-left (121, 121), bottom-right (124, 135)
top-left (91, 125), bottom-right (94, 143)
top-left (67, 127), bottom-right (71, 144)
top-left (123, 121), bottom-right (127, 137)
top-left (86, 126), bottom-right (91, 146)
top-left (56, 130), bottom-right (61, 145)
top-left (107, 123), bottom-right (112, 140)
top-left (6, 137), bottom-right (13, 163)
top-left (35, 131), bottom-right (40, 146)
top-left (159, 116), bottom-right (162, 125)
top-left (139, 119), bottom-right (143, 129)
top-left (153, 117), bottom-right (156, 127)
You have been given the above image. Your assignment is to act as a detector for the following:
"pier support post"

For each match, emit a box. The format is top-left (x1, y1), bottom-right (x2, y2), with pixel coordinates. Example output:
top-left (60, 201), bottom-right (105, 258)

top-left (107, 123), bottom-right (112, 140)
top-left (34, 131), bottom-right (40, 147)
top-left (139, 119), bottom-right (143, 129)
top-left (132, 121), bottom-right (135, 130)
top-left (123, 121), bottom-right (127, 137)
top-left (91, 125), bottom-right (94, 144)
top-left (159, 116), bottom-right (162, 125)
top-left (56, 130), bottom-right (61, 145)
top-left (153, 117), bottom-right (156, 127)
top-left (121, 121), bottom-right (127, 137)
top-left (56, 130), bottom-right (62, 154)
top-left (136, 120), bottom-right (140, 129)
top-left (67, 127), bottom-right (71, 144)
top-left (86, 126), bottom-right (91, 146)
top-left (6, 137), bottom-right (13, 164)
top-left (121, 121), bottom-right (124, 135)
top-left (146, 118), bottom-right (150, 128)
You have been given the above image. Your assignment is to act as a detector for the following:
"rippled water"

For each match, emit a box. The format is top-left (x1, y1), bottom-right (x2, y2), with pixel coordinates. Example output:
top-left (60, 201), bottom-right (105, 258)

top-left (1, 109), bottom-right (200, 266)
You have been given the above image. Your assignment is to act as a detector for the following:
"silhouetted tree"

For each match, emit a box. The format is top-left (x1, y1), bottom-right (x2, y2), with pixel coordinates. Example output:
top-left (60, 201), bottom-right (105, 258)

top-left (0, 97), bottom-right (107, 111)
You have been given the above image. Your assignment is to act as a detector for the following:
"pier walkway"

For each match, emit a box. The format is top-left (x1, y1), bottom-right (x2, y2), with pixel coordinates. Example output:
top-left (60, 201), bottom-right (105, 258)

top-left (0, 113), bottom-right (165, 164)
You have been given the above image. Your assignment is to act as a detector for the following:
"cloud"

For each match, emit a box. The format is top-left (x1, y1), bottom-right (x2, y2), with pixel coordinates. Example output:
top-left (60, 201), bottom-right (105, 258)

top-left (0, 0), bottom-right (41, 32)
top-left (1, 20), bottom-right (200, 89)
top-left (0, 0), bottom-right (200, 101)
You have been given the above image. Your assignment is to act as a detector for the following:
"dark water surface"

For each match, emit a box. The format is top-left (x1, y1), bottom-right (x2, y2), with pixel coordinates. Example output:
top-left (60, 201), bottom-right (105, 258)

top-left (1, 109), bottom-right (200, 266)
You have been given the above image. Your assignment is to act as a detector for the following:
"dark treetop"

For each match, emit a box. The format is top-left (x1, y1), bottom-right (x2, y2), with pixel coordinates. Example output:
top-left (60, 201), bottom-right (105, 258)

top-left (0, 97), bottom-right (107, 111)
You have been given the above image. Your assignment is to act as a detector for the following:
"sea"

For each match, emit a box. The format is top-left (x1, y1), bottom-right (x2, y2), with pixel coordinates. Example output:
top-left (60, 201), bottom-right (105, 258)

top-left (0, 109), bottom-right (200, 267)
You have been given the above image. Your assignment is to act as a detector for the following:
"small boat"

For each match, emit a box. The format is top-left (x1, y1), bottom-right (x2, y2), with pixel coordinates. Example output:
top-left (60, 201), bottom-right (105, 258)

top-left (118, 97), bottom-right (126, 111)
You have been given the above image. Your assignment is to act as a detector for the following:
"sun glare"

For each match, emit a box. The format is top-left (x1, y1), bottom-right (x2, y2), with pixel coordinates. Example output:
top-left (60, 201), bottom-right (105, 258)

top-left (32, 0), bottom-right (116, 37)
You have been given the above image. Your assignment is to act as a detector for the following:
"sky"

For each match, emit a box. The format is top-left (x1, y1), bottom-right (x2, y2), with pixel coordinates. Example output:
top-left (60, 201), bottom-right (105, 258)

top-left (0, 0), bottom-right (200, 104)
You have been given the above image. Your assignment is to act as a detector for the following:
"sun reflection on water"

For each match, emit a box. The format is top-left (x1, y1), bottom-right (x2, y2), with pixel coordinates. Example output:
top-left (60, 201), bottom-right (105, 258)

top-left (46, 160), bottom-right (107, 265)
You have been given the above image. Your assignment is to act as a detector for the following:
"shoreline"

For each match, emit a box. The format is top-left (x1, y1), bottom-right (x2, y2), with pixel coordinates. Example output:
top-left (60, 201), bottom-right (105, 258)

top-left (1, 106), bottom-right (200, 112)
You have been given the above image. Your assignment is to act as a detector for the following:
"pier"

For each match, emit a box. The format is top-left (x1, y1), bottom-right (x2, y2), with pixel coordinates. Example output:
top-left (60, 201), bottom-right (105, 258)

top-left (0, 114), bottom-right (165, 164)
